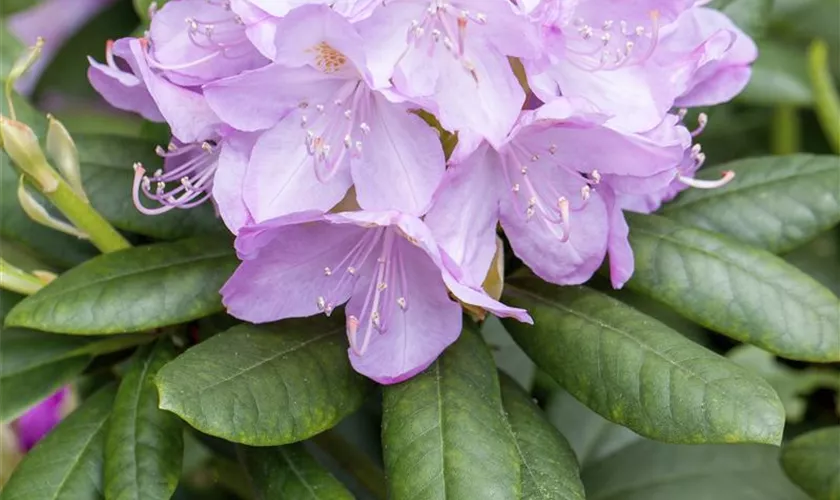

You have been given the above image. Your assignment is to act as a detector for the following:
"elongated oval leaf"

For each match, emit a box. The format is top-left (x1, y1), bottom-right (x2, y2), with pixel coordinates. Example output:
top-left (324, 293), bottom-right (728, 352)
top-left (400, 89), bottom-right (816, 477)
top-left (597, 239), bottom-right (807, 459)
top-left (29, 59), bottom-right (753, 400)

top-left (105, 340), bottom-right (183, 500)
top-left (155, 317), bottom-right (369, 445)
top-left (382, 326), bottom-right (521, 500)
top-left (662, 155), bottom-right (840, 253)
top-left (0, 326), bottom-right (146, 421)
top-left (5, 236), bottom-right (237, 334)
top-left (75, 135), bottom-right (225, 240)
top-left (502, 278), bottom-right (785, 445)
top-left (1, 385), bottom-right (116, 500)
top-left (237, 444), bottom-right (353, 499)
top-left (625, 214), bottom-right (840, 362)
top-left (500, 374), bottom-right (585, 500)
top-left (582, 441), bottom-right (810, 500)
top-left (781, 427), bottom-right (840, 500)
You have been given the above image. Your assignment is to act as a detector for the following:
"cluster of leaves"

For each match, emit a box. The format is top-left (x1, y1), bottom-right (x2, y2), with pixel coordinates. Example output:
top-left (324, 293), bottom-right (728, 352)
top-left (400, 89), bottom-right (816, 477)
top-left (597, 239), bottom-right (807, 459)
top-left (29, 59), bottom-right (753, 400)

top-left (1, 0), bottom-right (839, 499)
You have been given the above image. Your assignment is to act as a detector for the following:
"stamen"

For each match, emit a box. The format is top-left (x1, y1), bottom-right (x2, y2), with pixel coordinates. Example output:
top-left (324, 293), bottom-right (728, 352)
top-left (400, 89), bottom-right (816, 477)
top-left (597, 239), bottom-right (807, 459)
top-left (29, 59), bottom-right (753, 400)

top-left (679, 170), bottom-right (735, 189)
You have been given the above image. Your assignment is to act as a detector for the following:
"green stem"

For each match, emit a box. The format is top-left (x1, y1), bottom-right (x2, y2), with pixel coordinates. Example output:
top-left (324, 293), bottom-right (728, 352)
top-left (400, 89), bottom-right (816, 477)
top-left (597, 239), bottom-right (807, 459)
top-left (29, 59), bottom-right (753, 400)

top-left (0, 258), bottom-right (44, 295)
top-left (312, 429), bottom-right (388, 500)
top-left (808, 40), bottom-right (840, 153)
top-left (42, 174), bottom-right (131, 253)
top-left (771, 105), bottom-right (801, 155)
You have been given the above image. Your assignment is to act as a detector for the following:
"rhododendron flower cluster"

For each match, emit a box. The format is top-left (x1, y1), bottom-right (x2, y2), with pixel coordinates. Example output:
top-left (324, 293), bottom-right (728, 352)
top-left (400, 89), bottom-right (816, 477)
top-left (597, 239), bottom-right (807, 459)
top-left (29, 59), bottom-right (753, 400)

top-left (89, 0), bottom-right (756, 384)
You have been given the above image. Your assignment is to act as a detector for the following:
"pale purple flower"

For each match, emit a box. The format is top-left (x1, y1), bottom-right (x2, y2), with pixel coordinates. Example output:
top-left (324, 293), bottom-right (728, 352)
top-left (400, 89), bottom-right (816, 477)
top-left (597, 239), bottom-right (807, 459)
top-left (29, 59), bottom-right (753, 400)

top-left (221, 210), bottom-right (532, 383)
top-left (128, 125), bottom-right (257, 233)
top-left (526, 0), bottom-right (754, 132)
top-left (88, 37), bottom-right (221, 143)
top-left (357, 0), bottom-right (542, 147)
top-left (662, 7), bottom-right (758, 107)
top-left (12, 387), bottom-right (70, 451)
top-left (616, 110), bottom-right (735, 214)
top-left (144, 0), bottom-right (269, 86)
top-left (8, 0), bottom-right (119, 94)
top-left (203, 5), bottom-right (446, 225)
top-left (425, 98), bottom-right (690, 289)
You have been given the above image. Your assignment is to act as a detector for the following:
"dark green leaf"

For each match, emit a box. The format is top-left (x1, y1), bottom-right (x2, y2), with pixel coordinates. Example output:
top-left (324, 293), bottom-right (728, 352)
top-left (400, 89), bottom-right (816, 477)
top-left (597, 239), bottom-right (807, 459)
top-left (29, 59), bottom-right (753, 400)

top-left (237, 444), bottom-right (353, 500)
top-left (740, 42), bottom-right (813, 106)
top-left (75, 134), bottom-right (226, 240)
top-left (0, 327), bottom-right (148, 421)
top-left (781, 427), bottom-right (840, 500)
top-left (582, 441), bottom-right (810, 500)
top-left (625, 214), bottom-right (840, 362)
top-left (662, 155), bottom-right (840, 254)
top-left (155, 317), bottom-right (370, 446)
top-left (502, 279), bottom-right (785, 445)
top-left (709, 0), bottom-right (773, 37)
top-left (1, 385), bottom-right (116, 500)
top-left (5, 236), bottom-right (237, 334)
top-left (785, 229), bottom-right (840, 295)
top-left (382, 325), bottom-right (521, 500)
top-left (105, 340), bottom-right (184, 500)
top-left (499, 374), bottom-right (585, 500)
top-left (544, 391), bottom-right (641, 468)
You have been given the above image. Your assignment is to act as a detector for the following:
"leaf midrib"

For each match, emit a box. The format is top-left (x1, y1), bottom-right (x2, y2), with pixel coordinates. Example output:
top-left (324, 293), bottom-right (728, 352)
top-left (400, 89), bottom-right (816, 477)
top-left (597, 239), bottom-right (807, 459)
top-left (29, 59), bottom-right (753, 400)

top-left (16, 248), bottom-right (233, 306)
top-left (47, 416), bottom-right (109, 500)
top-left (279, 448), bottom-right (321, 499)
top-left (506, 284), bottom-right (770, 423)
top-left (630, 223), bottom-right (837, 316)
top-left (190, 329), bottom-right (342, 395)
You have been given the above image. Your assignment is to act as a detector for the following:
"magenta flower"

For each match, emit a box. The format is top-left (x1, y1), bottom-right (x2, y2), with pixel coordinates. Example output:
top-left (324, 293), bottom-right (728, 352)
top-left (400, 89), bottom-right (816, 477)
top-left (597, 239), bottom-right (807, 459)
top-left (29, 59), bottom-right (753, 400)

top-left (425, 98), bottom-right (689, 289)
top-left (204, 5), bottom-right (446, 224)
top-left (357, 0), bottom-right (542, 147)
top-left (222, 210), bottom-right (532, 383)
top-left (12, 387), bottom-right (70, 451)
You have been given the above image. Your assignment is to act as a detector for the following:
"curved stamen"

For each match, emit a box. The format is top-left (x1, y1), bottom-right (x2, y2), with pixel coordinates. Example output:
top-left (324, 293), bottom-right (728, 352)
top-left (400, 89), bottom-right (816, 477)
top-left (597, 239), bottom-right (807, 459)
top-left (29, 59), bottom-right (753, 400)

top-left (131, 140), bottom-right (220, 214)
top-left (679, 170), bottom-right (735, 189)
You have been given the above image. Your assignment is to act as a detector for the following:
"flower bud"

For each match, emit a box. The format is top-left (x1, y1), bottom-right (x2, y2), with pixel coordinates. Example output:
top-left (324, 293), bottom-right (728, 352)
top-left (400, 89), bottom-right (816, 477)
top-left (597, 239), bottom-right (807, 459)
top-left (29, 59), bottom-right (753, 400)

top-left (46, 114), bottom-right (88, 202)
top-left (0, 117), bottom-right (58, 193)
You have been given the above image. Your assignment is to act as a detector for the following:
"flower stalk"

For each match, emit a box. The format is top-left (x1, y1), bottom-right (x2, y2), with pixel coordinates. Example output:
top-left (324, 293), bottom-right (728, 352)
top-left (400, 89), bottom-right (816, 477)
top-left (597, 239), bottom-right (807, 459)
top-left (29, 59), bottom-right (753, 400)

top-left (808, 40), bottom-right (840, 153)
top-left (0, 116), bottom-right (130, 253)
